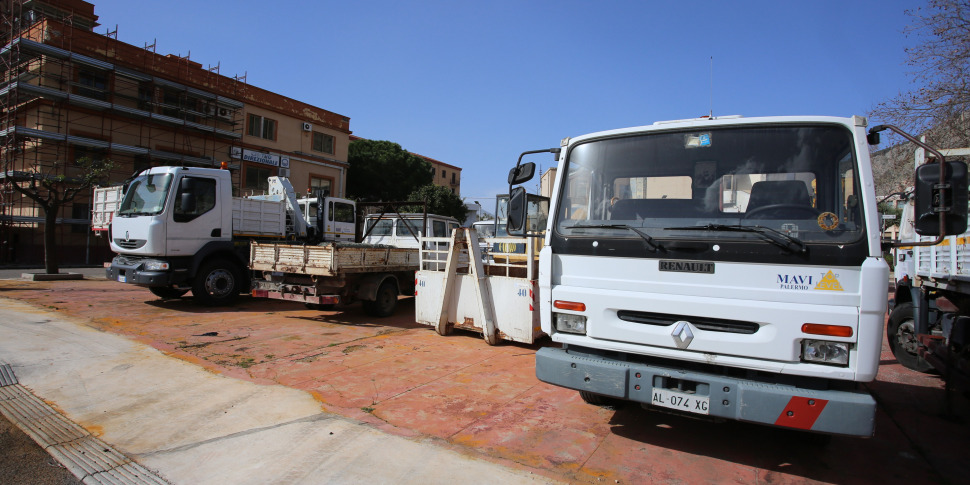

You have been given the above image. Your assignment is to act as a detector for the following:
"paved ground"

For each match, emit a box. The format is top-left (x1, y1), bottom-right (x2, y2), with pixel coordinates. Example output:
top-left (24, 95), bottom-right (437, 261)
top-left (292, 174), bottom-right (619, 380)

top-left (0, 412), bottom-right (81, 485)
top-left (0, 272), bottom-right (968, 484)
top-left (0, 297), bottom-right (551, 484)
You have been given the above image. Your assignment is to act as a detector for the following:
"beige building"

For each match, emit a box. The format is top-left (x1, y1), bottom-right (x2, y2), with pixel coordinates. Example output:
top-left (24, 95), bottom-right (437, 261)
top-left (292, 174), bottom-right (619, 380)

top-left (0, 0), bottom-right (351, 265)
top-left (419, 153), bottom-right (461, 196)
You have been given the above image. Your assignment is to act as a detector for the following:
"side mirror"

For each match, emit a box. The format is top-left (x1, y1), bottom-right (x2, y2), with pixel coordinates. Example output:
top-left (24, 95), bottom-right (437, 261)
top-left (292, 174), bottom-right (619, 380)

top-left (180, 193), bottom-right (196, 213)
top-left (914, 160), bottom-right (968, 236)
top-left (179, 177), bottom-right (196, 193)
top-left (866, 132), bottom-right (880, 145)
top-left (508, 162), bottom-right (536, 185)
top-left (506, 187), bottom-right (527, 236)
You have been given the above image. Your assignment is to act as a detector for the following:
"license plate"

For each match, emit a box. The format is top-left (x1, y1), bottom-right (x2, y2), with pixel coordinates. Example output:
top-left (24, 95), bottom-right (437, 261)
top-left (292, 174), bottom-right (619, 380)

top-left (118, 275), bottom-right (126, 283)
top-left (651, 388), bottom-right (710, 415)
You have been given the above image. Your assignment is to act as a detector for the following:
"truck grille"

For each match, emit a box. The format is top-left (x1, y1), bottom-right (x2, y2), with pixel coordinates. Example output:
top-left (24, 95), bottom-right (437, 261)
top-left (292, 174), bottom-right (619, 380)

top-left (616, 310), bottom-right (760, 335)
top-left (114, 239), bottom-right (146, 250)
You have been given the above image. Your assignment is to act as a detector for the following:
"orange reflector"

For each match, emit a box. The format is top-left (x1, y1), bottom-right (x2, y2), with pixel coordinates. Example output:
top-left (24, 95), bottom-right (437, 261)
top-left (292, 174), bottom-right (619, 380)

top-left (802, 323), bottom-right (853, 337)
top-left (554, 300), bottom-right (586, 312)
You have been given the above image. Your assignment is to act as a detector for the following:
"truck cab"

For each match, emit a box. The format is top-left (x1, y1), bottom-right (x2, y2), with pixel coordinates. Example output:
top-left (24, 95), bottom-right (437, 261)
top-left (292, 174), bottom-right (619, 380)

top-left (105, 166), bottom-right (315, 305)
top-left (110, 166), bottom-right (233, 260)
top-left (298, 196), bottom-right (357, 243)
top-left (362, 213), bottom-right (460, 248)
top-left (509, 116), bottom-right (892, 436)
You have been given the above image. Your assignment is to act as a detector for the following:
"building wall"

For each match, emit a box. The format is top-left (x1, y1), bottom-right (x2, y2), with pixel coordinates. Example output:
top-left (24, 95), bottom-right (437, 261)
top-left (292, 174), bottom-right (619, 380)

top-left (422, 156), bottom-right (462, 196)
top-left (0, 2), bottom-right (351, 266)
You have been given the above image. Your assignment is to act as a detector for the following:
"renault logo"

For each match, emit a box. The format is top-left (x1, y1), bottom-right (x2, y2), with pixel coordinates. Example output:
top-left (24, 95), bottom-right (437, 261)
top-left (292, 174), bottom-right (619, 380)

top-left (125, 231), bottom-right (130, 241)
top-left (671, 321), bottom-right (694, 349)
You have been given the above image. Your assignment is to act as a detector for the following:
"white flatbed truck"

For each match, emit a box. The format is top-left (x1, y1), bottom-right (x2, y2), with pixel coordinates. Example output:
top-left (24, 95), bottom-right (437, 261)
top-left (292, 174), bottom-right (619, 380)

top-left (500, 115), bottom-right (967, 437)
top-left (889, 142), bottom-right (970, 391)
top-left (250, 241), bottom-right (420, 317)
top-left (100, 165), bottom-right (354, 305)
top-left (250, 212), bottom-right (460, 316)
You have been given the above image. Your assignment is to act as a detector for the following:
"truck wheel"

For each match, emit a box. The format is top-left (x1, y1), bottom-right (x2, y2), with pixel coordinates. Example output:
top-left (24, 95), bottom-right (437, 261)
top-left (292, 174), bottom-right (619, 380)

top-left (192, 260), bottom-right (241, 306)
top-left (579, 391), bottom-right (622, 407)
top-left (149, 286), bottom-right (189, 299)
top-left (887, 302), bottom-right (935, 373)
top-left (363, 281), bottom-right (397, 317)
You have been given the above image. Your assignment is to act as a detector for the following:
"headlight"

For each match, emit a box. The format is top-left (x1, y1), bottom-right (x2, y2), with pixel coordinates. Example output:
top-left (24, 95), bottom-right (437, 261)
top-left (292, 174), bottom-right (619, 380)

top-left (801, 340), bottom-right (849, 366)
top-left (555, 313), bottom-right (587, 335)
top-left (143, 260), bottom-right (170, 271)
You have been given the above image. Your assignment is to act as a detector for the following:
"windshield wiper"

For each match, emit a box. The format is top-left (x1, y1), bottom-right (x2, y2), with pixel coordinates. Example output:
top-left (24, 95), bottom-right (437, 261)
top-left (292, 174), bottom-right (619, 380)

top-left (664, 223), bottom-right (806, 253)
top-left (570, 223), bottom-right (663, 252)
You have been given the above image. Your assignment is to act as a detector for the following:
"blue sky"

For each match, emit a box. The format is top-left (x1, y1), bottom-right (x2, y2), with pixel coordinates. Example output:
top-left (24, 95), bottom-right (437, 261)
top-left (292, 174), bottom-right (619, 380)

top-left (90, 0), bottom-right (921, 209)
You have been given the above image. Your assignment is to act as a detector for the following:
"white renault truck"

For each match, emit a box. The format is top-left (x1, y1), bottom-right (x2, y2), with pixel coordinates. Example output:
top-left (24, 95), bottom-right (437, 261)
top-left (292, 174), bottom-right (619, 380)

top-left (103, 166), bottom-right (355, 305)
top-left (504, 115), bottom-right (966, 437)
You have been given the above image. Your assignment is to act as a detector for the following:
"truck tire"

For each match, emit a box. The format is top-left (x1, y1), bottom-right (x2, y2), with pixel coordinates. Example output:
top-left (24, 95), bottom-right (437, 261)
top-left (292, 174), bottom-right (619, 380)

top-left (887, 302), bottom-right (935, 373)
top-left (363, 280), bottom-right (397, 317)
top-left (149, 286), bottom-right (189, 299)
top-left (579, 391), bottom-right (623, 407)
top-left (192, 259), bottom-right (241, 306)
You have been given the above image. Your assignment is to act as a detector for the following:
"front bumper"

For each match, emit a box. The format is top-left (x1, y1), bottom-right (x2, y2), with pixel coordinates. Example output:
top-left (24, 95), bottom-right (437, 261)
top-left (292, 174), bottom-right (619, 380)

top-left (536, 346), bottom-right (876, 437)
top-left (106, 256), bottom-right (189, 287)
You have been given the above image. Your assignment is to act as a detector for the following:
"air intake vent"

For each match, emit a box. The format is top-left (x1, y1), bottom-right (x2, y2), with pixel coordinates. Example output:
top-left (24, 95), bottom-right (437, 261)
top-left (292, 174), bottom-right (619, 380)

top-left (114, 239), bottom-right (146, 250)
top-left (617, 310), bottom-right (760, 335)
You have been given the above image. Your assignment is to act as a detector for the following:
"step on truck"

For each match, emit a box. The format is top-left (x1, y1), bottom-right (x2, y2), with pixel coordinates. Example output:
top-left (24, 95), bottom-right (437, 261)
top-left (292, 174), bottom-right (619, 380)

top-left (99, 165), bottom-right (355, 305)
top-left (250, 212), bottom-right (460, 316)
top-left (504, 115), bottom-right (967, 437)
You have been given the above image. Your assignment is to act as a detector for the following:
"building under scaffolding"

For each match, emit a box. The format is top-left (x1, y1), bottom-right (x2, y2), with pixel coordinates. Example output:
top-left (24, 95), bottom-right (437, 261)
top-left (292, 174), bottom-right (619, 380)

top-left (0, 0), bottom-right (352, 267)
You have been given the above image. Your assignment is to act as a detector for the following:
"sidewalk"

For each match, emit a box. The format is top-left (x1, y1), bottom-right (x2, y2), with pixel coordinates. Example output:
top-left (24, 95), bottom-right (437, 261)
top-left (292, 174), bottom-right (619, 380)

top-left (0, 267), bottom-right (107, 281)
top-left (0, 298), bottom-right (551, 484)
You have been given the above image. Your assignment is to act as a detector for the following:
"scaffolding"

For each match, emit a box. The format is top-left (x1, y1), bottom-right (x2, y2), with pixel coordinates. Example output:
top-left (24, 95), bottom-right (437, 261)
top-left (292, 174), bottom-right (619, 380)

top-left (0, 0), bottom-right (245, 265)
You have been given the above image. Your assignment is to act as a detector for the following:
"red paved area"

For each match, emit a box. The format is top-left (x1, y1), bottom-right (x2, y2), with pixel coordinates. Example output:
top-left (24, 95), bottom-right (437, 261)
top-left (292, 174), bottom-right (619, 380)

top-left (1, 278), bottom-right (967, 484)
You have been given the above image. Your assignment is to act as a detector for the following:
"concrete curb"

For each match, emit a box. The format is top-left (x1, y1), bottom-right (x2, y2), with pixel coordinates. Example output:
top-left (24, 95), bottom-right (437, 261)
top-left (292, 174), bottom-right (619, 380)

top-left (21, 272), bottom-right (85, 281)
top-left (0, 365), bottom-right (168, 485)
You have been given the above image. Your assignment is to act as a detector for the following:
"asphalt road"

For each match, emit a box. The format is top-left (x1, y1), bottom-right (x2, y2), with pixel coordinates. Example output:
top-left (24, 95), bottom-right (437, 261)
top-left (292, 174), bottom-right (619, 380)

top-left (0, 413), bottom-right (81, 485)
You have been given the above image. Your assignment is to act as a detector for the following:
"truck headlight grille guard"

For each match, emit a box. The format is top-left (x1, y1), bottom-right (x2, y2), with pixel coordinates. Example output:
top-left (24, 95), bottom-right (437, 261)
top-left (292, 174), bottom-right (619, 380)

top-left (616, 310), bottom-right (760, 335)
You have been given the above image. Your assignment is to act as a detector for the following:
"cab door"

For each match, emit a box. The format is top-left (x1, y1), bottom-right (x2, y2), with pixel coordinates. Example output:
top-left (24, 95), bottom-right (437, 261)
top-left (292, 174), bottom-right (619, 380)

top-left (324, 199), bottom-right (356, 242)
top-left (167, 175), bottom-right (225, 256)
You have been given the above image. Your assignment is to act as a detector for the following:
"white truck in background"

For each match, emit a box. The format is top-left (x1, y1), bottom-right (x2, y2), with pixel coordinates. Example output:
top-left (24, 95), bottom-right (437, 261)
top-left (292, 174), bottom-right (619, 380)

top-left (361, 212), bottom-right (460, 248)
top-left (100, 166), bottom-right (354, 305)
top-left (888, 143), bottom-right (970, 391)
top-left (502, 115), bottom-right (967, 437)
top-left (91, 185), bottom-right (122, 234)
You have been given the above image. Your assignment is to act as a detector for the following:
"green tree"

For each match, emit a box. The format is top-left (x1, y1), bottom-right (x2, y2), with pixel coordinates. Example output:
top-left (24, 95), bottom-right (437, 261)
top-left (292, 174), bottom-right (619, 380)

top-left (407, 184), bottom-right (468, 221)
top-left (5, 157), bottom-right (114, 274)
top-left (347, 139), bottom-right (433, 201)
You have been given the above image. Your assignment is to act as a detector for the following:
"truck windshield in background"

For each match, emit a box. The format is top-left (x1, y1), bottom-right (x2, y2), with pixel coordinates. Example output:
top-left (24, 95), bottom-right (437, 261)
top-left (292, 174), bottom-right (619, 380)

top-left (554, 124), bottom-right (866, 264)
top-left (117, 173), bottom-right (173, 216)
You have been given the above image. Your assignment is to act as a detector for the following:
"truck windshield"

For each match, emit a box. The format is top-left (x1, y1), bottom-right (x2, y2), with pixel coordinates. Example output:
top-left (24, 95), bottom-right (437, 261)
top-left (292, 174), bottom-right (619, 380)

top-left (554, 124), bottom-right (865, 252)
top-left (118, 174), bottom-right (173, 216)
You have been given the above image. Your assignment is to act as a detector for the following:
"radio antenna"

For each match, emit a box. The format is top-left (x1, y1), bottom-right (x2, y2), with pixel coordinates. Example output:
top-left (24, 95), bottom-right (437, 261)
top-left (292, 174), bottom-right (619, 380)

top-left (709, 56), bottom-right (714, 118)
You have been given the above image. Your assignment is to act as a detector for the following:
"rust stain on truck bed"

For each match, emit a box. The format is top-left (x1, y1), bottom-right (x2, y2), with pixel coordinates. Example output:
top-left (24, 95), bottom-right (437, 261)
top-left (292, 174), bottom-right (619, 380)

top-left (1, 278), bottom-right (967, 484)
